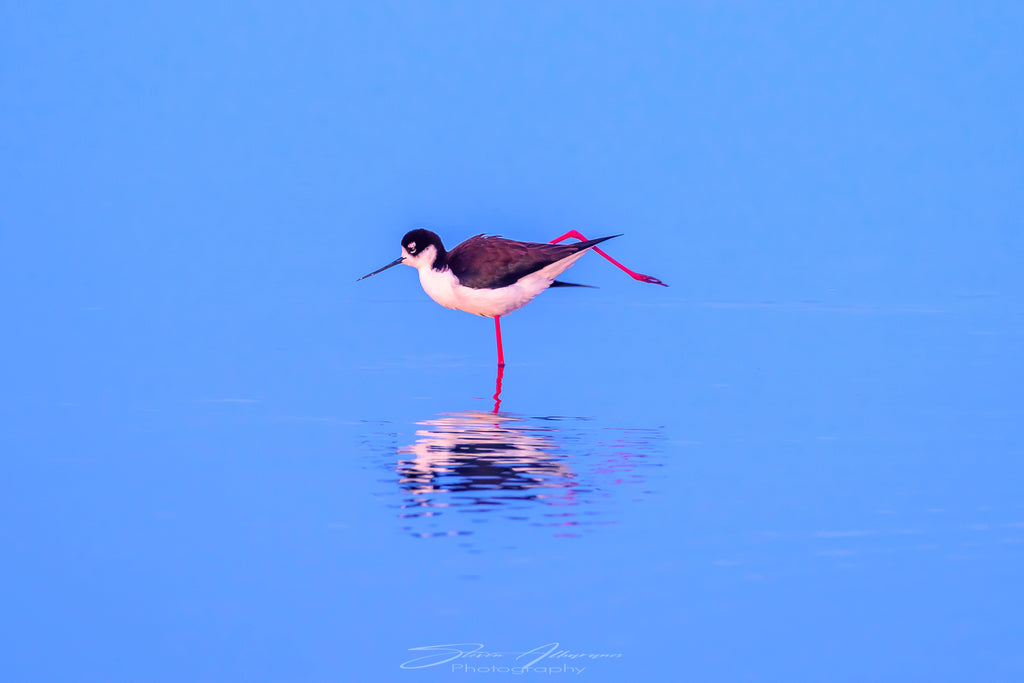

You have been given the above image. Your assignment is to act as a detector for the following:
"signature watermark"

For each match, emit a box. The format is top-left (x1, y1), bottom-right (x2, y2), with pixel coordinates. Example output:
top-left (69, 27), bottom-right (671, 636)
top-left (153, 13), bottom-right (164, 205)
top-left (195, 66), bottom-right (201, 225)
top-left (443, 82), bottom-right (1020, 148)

top-left (401, 642), bottom-right (622, 675)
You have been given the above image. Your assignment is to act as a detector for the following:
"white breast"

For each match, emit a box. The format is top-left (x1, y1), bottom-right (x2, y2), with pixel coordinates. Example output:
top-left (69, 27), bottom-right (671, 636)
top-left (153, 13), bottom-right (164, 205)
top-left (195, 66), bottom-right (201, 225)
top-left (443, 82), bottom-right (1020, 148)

top-left (417, 267), bottom-right (463, 311)
top-left (415, 250), bottom-right (589, 318)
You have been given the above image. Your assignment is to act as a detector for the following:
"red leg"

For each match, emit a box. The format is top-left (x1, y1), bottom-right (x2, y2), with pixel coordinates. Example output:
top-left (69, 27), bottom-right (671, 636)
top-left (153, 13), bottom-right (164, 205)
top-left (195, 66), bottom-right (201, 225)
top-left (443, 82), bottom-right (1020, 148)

top-left (550, 230), bottom-right (667, 286)
top-left (494, 315), bottom-right (505, 367)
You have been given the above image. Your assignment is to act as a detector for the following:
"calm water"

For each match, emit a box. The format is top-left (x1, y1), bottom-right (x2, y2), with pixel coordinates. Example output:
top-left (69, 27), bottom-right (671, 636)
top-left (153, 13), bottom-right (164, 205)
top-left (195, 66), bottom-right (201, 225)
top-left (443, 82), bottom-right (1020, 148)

top-left (4, 294), bottom-right (1021, 681)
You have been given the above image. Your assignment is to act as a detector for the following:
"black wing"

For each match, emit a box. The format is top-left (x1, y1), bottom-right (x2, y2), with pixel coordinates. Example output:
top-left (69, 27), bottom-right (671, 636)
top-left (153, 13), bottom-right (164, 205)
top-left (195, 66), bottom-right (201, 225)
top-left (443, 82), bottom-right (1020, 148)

top-left (447, 234), bottom-right (618, 290)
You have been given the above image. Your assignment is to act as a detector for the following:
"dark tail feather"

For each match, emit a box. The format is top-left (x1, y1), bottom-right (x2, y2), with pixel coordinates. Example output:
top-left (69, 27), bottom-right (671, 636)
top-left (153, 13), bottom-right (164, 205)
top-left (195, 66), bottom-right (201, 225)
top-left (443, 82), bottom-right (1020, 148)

top-left (571, 234), bottom-right (621, 252)
top-left (550, 280), bottom-right (597, 288)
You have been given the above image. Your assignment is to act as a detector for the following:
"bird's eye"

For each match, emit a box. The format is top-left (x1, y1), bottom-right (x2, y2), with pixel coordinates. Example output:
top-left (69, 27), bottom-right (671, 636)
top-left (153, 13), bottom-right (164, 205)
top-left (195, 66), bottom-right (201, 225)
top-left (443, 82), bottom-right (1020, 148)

top-left (406, 242), bottom-right (416, 253)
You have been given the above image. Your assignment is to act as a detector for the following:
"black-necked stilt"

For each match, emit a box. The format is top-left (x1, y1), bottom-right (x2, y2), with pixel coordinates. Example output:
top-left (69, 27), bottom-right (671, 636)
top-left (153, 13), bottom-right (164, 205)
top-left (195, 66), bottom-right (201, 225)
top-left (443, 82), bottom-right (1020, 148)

top-left (357, 229), bottom-right (666, 367)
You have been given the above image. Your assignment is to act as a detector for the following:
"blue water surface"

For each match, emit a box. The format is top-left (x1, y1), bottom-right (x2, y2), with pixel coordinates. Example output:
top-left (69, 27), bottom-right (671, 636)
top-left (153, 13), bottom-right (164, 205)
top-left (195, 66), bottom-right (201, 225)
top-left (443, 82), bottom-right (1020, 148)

top-left (5, 293), bottom-right (1022, 681)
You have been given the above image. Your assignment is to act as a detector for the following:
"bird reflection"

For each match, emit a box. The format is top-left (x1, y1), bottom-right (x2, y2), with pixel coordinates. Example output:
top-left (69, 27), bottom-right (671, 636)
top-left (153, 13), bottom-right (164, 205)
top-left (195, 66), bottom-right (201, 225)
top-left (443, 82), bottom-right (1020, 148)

top-left (392, 391), bottom-right (665, 543)
top-left (396, 411), bottom-right (582, 539)
top-left (492, 364), bottom-right (504, 413)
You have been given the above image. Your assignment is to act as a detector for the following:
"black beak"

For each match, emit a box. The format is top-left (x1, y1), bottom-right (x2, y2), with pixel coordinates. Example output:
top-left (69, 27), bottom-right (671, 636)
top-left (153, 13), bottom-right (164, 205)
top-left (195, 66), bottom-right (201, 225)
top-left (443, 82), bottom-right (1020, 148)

top-left (356, 257), bottom-right (404, 281)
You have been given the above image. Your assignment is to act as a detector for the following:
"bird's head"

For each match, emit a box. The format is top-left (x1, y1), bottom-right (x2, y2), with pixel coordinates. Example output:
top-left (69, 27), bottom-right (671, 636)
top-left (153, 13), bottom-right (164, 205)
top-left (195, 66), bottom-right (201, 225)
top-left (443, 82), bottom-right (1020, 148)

top-left (399, 229), bottom-right (445, 270)
top-left (356, 229), bottom-right (446, 281)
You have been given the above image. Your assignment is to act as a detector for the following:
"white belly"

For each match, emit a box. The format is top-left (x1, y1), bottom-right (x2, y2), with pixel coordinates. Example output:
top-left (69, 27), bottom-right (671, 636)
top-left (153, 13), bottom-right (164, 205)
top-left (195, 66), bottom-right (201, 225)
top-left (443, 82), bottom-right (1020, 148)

top-left (416, 251), bottom-right (588, 317)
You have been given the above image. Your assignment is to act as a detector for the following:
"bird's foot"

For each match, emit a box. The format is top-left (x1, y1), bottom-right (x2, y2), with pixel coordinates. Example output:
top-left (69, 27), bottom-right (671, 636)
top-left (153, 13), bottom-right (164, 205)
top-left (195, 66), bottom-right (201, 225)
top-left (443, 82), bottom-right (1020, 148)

top-left (631, 272), bottom-right (669, 287)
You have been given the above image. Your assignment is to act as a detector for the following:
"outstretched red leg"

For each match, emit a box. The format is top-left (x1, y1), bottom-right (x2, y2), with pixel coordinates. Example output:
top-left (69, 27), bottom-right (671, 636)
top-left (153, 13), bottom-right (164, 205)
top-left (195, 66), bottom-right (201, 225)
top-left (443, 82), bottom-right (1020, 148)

top-left (494, 315), bottom-right (505, 367)
top-left (550, 230), bottom-right (667, 286)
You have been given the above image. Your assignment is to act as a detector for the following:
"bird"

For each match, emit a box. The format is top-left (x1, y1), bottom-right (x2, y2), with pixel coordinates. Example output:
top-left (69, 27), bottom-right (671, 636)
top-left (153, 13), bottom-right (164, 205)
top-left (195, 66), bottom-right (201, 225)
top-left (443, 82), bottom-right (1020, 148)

top-left (357, 229), bottom-right (666, 367)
